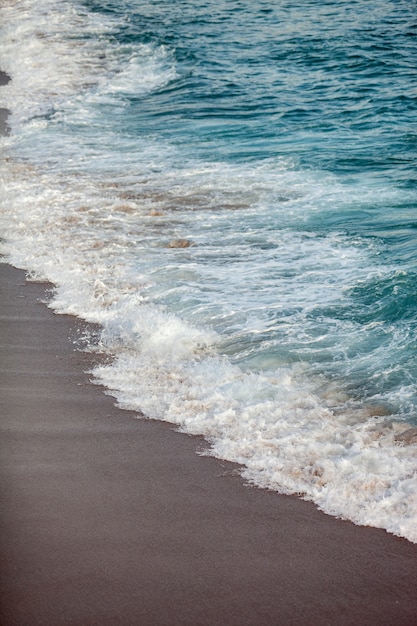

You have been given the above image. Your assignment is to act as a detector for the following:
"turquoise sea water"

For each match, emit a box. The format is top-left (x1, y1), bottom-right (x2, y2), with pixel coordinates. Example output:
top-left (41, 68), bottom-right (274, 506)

top-left (1, 0), bottom-right (417, 541)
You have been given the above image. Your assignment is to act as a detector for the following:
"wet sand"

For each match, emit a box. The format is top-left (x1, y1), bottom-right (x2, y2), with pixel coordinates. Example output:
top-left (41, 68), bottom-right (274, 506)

top-left (0, 70), bottom-right (10, 135)
top-left (0, 109), bottom-right (9, 136)
top-left (0, 70), bottom-right (11, 135)
top-left (1, 261), bottom-right (417, 625)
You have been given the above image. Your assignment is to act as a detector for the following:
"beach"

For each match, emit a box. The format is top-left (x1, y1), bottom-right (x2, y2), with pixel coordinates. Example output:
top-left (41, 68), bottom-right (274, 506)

top-left (2, 0), bottom-right (417, 621)
top-left (1, 261), bottom-right (417, 625)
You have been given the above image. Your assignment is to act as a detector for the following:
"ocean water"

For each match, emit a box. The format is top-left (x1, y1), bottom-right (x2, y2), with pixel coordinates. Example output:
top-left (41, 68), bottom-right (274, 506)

top-left (1, 0), bottom-right (417, 542)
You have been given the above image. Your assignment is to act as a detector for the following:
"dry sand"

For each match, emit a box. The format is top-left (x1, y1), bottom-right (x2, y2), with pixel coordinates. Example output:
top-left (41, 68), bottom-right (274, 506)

top-left (1, 261), bottom-right (417, 625)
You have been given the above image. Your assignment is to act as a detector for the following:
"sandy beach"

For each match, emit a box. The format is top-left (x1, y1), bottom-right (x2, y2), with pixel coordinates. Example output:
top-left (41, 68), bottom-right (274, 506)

top-left (1, 261), bottom-right (417, 625)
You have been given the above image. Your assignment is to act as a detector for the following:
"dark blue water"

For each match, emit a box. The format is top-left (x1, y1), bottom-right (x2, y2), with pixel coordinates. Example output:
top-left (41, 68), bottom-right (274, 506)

top-left (86, 0), bottom-right (417, 175)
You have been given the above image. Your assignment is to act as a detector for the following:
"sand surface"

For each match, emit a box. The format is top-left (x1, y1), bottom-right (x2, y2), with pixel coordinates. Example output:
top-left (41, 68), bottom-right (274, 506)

top-left (1, 262), bottom-right (417, 625)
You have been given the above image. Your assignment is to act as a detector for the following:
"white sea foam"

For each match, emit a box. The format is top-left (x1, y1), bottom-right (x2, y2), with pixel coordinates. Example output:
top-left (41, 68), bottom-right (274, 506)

top-left (0, 1), bottom-right (111, 124)
top-left (1, 0), bottom-right (417, 544)
top-left (0, 0), bottom-right (176, 132)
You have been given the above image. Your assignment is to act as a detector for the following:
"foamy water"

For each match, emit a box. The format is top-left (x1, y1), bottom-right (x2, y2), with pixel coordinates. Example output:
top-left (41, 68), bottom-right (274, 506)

top-left (1, 0), bottom-right (417, 542)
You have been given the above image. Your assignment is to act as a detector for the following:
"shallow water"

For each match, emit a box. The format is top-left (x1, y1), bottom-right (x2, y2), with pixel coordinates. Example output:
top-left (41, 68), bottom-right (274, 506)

top-left (1, 0), bottom-right (417, 542)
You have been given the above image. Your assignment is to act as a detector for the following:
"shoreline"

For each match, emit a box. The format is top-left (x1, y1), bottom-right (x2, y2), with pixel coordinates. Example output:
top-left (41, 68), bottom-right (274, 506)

top-left (1, 261), bottom-right (417, 624)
